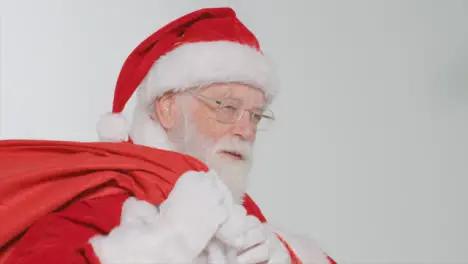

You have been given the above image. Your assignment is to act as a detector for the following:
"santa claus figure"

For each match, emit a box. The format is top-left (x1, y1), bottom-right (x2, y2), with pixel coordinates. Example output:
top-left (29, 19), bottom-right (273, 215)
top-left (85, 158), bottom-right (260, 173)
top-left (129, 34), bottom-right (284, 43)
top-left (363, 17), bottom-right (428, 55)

top-left (0, 7), bottom-right (336, 264)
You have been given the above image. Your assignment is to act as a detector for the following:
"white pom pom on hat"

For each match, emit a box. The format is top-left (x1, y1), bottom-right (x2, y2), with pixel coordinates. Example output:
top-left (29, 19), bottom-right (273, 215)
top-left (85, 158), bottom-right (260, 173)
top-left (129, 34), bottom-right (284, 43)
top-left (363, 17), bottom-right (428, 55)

top-left (96, 112), bottom-right (129, 142)
top-left (96, 7), bottom-right (277, 146)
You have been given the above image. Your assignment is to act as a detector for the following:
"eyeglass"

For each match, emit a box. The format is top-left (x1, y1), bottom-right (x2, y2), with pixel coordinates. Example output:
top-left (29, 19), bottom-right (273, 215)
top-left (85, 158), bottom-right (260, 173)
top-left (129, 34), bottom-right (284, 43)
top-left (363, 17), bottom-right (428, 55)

top-left (193, 93), bottom-right (275, 131)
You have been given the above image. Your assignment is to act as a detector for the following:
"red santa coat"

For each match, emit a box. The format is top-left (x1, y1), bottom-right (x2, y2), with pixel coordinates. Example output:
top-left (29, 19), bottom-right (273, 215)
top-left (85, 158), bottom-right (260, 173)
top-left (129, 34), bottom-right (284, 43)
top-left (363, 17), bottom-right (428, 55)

top-left (0, 140), bottom-right (336, 264)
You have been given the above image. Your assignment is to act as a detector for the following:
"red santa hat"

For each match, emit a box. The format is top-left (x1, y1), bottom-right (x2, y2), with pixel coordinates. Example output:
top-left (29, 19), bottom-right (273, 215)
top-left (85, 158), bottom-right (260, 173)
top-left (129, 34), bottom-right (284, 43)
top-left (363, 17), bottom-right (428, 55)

top-left (97, 7), bottom-right (277, 150)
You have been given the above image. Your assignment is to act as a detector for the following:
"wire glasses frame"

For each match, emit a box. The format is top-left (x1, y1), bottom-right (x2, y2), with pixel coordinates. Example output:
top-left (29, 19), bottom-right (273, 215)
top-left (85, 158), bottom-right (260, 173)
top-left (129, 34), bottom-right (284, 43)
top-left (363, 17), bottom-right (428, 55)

top-left (193, 93), bottom-right (275, 131)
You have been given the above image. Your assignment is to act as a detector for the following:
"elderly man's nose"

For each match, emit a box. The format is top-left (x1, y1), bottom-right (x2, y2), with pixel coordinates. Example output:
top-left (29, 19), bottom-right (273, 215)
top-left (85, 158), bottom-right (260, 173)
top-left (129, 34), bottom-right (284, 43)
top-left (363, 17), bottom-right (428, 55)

top-left (232, 113), bottom-right (256, 141)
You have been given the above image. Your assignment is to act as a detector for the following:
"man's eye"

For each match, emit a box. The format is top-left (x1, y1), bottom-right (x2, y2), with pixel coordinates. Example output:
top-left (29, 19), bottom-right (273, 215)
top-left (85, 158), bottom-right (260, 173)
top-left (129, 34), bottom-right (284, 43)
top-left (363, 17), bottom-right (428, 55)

top-left (223, 105), bottom-right (237, 111)
top-left (252, 113), bottom-right (262, 122)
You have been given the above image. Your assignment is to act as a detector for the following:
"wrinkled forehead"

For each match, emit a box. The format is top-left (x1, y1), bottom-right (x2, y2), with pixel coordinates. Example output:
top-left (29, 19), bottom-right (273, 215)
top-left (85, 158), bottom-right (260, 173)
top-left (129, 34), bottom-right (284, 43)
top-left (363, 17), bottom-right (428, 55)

top-left (197, 82), bottom-right (268, 107)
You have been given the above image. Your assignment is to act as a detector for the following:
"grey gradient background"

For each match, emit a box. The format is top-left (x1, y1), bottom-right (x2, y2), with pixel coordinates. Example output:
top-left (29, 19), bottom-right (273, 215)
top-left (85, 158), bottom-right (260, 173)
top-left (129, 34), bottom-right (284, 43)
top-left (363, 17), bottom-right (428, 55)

top-left (1, 0), bottom-right (467, 263)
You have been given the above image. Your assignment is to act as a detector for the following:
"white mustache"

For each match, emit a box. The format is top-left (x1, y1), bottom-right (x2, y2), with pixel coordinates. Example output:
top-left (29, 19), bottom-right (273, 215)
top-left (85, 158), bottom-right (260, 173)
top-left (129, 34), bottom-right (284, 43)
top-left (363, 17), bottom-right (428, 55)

top-left (213, 139), bottom-right (252, 161)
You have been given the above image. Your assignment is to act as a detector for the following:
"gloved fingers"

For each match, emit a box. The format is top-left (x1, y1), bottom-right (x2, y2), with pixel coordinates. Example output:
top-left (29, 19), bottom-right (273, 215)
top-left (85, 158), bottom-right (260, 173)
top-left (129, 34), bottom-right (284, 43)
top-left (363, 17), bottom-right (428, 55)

top-left (236, 224), bottom-right (267, 250)
top-left (244, 215), bottom-right (263, 230)
top-left (206, 240), bottom-right (229, 264)
top-left (216, 205), bottom-right (248, 245)
top-left (194, 252), bottom-right (209, 264)
top-left (120, 197), bottom-right (160, 226)
top-left (236, 242), bottom-right (270, 264)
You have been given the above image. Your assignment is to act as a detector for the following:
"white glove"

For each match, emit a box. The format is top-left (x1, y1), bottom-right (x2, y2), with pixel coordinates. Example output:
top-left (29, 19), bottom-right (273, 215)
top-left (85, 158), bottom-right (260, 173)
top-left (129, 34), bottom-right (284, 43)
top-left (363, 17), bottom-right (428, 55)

top-left (90, 170), bottom-right (231, 264)
top-left (213, 204), bottom-right (267, 263)
top-left (215, 205), bottom-right (291, 264)
top-left (158, 170), bottom-right (231, 257)
top-left (202, 238), bottom-right (287, 264)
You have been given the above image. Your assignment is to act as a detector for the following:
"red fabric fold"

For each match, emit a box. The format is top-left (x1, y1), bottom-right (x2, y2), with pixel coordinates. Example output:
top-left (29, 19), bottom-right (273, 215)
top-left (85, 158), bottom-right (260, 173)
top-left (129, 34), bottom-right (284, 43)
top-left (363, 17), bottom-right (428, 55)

top-left (0, 139), bottom-right (334, 263)
top-left (0, 139), bottom-right (287, 262)
top-left (0, 140), bottom-right (206, 253)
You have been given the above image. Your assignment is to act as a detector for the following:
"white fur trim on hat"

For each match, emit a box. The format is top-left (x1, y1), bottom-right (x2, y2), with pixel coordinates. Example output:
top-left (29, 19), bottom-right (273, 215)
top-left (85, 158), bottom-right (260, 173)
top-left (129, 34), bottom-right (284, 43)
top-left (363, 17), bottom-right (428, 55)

top-left (97, 112), bottom-right (130, 142)
top-left (137, 40), bottom-right (277, 107)
top-left (127, 41), bottom-right (277, 150)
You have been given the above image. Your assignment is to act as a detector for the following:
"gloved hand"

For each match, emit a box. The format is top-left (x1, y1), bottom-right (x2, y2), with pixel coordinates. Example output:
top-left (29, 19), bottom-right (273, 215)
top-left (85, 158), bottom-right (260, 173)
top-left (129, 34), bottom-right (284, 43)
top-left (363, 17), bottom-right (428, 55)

top-left (90, 170), bottom-right (231, 264)
top-left (215, 204), bottom-right (291, 264)
top-left (195, 238), bottom-right (231, 264)
top-left (158, 170), bottom-right (232, 257)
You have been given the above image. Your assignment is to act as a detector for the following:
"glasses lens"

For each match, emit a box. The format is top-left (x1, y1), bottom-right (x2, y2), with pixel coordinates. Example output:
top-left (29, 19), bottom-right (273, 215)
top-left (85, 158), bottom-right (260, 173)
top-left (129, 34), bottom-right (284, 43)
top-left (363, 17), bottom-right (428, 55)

top-left (217, 99), bottom-right (242, 123)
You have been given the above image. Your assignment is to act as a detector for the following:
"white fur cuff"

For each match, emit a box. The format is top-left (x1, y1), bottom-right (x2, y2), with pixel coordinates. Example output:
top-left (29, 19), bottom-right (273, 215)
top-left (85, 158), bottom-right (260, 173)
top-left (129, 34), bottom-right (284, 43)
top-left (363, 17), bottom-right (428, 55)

top-left (89, 197), bottom-right (194, 263)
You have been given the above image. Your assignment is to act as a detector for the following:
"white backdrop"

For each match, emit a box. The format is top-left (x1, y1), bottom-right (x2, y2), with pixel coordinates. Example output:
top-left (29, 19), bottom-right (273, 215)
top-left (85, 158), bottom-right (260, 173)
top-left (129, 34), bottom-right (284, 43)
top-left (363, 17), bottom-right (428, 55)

top-left (1, 1), bottom-right (468, 263)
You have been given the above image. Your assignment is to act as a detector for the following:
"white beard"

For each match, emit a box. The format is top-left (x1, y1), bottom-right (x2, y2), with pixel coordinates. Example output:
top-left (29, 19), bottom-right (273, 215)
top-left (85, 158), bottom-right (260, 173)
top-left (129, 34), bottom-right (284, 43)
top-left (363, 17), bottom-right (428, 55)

top-left (171, 120), bottom-right (253, 203)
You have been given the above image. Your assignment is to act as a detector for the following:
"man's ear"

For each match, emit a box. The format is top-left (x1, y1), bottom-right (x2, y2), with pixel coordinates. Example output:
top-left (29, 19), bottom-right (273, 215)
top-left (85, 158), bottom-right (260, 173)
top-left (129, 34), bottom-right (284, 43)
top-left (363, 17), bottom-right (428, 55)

top-left (154, 92), bottom-right (178, 130)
